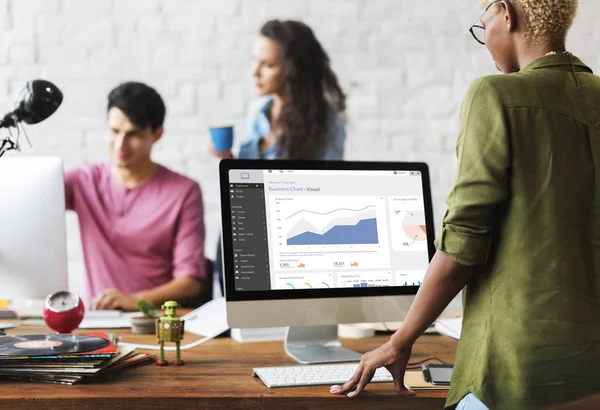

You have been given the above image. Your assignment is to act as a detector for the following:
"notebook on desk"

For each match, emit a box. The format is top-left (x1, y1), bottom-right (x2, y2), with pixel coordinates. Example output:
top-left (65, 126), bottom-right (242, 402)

top-left (405, 370), bottom-right (450, 390)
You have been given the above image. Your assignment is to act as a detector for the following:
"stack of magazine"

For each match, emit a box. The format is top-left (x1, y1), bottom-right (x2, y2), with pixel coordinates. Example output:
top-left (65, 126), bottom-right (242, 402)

top-left (0, 332), bottom-right (154, 384)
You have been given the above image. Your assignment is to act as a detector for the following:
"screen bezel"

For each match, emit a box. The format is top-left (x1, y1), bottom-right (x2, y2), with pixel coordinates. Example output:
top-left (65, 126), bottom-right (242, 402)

top-left (219, 159), bottom-right (436, 302)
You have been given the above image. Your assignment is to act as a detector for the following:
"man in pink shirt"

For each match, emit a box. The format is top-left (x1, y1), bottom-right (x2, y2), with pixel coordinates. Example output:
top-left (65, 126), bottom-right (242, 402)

top-left (65, 82), bottom-right (209, 311)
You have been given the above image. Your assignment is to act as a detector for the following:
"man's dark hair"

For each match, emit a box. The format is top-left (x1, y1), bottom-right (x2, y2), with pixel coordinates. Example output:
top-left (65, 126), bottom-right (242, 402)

top-left (107, 82), bottom-right (166, 131)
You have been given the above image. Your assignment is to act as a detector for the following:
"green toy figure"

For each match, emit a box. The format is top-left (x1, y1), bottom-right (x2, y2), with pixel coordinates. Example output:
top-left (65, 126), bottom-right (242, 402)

top-left (156, 301), bottom-right (185, 366)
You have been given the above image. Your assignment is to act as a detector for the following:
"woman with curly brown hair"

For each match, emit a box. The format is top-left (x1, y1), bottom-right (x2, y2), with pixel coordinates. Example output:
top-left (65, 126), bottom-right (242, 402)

top-left (332, 1), bottom-right (600, 409)
top-left (211, 19), bottom-right (346, 161)
top-left (211, 20), bottom-right (347, 294)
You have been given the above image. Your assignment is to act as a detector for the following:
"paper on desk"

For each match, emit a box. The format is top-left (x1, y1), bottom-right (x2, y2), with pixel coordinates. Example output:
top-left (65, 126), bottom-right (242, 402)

top-left (434, 317), bottom-right (462, 340)
top-left (79, 311), bottom-right (140, 329)
top-left (120, 298), bottom-right (229, 351)
top-left (181, 297), bottom-right (228, 337)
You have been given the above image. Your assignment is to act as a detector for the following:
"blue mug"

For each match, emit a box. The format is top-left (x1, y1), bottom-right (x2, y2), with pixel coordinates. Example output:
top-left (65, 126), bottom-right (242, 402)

top-left (210, 126), bottom-right (234, 152)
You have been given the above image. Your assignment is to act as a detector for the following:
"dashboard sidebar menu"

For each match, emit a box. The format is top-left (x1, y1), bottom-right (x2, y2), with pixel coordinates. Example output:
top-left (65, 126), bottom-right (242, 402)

top-left (230, 183), bottom-right (271, 291)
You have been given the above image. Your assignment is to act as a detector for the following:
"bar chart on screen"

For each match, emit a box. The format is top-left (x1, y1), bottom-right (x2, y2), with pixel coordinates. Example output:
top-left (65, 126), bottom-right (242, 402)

top-left (338, 271), bottom-right (393, 288)
top-left (395, 270), bottom-right (427, 286)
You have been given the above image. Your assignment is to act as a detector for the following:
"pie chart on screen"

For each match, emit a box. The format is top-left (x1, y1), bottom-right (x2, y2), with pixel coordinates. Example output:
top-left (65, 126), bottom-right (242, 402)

top-left (402, 210), bottom-right (427, 241)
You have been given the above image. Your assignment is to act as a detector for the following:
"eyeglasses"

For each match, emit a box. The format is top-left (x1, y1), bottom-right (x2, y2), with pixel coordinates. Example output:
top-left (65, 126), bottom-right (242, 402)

top-left (469, 0), bottom-right (502, 45)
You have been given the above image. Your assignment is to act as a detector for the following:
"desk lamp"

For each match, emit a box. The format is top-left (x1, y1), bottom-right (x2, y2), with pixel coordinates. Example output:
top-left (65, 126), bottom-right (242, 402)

top-left (0, 79), bottom-right (63, 319)
top-left (0, 79), bottom-right (63, 158)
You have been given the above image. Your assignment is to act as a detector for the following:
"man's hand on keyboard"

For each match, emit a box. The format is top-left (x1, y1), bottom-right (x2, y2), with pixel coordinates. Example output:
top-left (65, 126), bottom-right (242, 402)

top-left (91, 289), bottom-right (138, 311)
top-left (329, 340), bottom-right (416, 398)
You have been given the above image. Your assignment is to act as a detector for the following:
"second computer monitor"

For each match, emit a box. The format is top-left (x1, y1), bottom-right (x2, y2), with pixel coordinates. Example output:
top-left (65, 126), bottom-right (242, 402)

top-left (0, 156), bottom-right (69, 305)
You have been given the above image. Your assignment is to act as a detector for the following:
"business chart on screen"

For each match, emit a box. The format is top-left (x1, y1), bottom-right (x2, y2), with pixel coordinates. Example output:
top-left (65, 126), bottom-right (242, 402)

top-left (227, 168), bottom-right (431, 292)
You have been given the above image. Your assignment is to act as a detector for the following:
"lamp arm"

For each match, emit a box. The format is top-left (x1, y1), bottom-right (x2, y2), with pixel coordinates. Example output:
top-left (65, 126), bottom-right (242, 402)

top-left (0, 137), bottom-right (17, 158)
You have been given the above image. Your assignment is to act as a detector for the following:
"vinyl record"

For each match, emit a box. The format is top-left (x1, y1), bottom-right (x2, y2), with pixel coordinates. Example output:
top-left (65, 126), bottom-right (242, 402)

top-left (0, 334), bottom-right (110, 356)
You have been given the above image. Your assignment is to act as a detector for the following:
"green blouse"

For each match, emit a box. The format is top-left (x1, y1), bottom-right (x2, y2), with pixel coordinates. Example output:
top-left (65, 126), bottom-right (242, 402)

top-left (435, 54), bottom-right (600, 410)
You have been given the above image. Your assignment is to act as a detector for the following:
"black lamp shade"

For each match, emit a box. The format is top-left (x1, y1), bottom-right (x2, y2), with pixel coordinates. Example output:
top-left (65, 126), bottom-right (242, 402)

top-left (14, 80), bottom-right (63, 125)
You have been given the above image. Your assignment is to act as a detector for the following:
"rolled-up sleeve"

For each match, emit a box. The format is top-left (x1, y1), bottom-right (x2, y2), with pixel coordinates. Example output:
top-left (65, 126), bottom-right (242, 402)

top-left (172, 183), bottom-right (206, 280)
top-left (435, 77), bottom-right (510, 266)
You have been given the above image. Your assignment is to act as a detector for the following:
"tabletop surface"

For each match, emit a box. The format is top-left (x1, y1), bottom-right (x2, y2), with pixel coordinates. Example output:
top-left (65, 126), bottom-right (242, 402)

top-left (0, 318), bottom-right (458, 410)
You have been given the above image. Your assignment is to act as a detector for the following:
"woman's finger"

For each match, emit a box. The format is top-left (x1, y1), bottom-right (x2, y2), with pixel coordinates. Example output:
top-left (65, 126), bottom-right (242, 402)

top-left (331, 362), bottom-right (364, 394)
top-left (348, 367), bottom-right (375, 397)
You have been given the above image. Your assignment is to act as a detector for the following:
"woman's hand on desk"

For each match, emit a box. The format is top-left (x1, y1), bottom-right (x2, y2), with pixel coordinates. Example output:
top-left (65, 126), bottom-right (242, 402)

top-left (91, 289), bottom-right (138, 311)
top-left (330, 340), bottom-right (416, 398)
top-left (331, 252), bottom-right (471, 398)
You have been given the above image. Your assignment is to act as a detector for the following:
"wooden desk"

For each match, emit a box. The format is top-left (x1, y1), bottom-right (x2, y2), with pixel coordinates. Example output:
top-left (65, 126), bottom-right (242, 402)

top-left (0, 323), bottom-right (457, 409)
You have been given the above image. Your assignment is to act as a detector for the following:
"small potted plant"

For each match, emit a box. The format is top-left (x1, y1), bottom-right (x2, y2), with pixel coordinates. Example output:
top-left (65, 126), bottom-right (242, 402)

top-left (130, 300), bottom-right (158, 334)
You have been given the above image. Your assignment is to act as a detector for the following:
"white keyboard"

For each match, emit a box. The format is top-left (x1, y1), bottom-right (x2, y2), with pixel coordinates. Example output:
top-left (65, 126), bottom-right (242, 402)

top-left (253, 363), bottom-right (393, 388)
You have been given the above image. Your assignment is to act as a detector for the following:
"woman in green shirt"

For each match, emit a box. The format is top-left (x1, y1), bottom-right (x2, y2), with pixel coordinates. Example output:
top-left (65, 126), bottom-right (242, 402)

top-left (331, 1), bottom-right (600, 409)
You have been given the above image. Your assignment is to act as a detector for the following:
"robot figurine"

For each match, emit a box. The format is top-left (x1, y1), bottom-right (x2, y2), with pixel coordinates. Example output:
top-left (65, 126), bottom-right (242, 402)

top-left (156, 301), bottom-right (185, 366)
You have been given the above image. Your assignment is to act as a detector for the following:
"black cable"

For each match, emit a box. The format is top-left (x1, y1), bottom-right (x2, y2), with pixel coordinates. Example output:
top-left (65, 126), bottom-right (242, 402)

top-left (377, 324), bottom-right (450, 368)
top-left (406, 357), bottom-right (448, 369)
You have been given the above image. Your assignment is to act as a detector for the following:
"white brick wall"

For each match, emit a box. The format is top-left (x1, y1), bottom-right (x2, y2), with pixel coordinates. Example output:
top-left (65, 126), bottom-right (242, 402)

top-left (1, 0), bottom-right (599, 297)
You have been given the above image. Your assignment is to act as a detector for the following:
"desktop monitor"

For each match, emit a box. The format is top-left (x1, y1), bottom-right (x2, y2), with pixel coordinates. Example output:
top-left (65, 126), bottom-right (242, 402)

top-left (0, 157), bottom-right (69, 306)
top-left (220, 160), bottom-right (435, 364)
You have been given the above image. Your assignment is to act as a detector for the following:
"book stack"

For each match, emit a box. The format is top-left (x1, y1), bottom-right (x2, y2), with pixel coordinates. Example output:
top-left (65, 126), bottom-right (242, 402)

top-left (0, 332), bottom-right (154, 385)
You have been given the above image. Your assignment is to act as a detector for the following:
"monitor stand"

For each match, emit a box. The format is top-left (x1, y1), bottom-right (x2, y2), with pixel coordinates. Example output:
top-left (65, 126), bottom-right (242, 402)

top-left (284, 325), bottom-right (363, 364)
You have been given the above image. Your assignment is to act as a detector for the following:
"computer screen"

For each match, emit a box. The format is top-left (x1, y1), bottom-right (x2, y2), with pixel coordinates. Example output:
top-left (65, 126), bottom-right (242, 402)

top-left (221, 161), bottom-right (435, 300)
top-left (0, 157), bottom-right (69, 304)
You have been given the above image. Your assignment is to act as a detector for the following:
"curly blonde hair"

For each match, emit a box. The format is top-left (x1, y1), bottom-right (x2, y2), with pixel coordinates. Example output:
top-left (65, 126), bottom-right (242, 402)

top-left (483, 0), bottom-right (579, 43)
